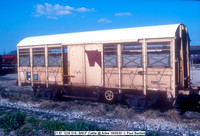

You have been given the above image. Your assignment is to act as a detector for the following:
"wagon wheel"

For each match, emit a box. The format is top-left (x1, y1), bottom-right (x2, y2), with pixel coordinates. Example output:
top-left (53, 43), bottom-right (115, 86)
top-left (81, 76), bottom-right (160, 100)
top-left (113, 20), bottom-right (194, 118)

top-left (104, 90), bottom-right (115, 102)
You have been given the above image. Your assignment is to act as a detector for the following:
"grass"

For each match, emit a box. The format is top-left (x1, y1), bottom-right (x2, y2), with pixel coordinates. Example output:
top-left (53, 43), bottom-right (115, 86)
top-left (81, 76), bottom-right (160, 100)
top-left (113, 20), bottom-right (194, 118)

top-left (0, 110), bottom-right (106, 135)
top-left (0, 111), bottom-right (25, 133)
top-left (0, 110), bottom-right (6, 116)
top-left (0, 111), bottom-right (161, 136)
top-left (0, 103), bottom-right (162, 136)
top-left (0, 87), bottom-right (186, 136)
top-left (27, 116), bottom-right (106, 132)
top-left (16, 115), bottom-right (106, 136)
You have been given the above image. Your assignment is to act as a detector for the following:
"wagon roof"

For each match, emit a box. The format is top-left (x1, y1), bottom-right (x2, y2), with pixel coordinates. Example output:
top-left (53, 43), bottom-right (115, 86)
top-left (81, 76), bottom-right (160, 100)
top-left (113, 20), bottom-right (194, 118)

top-left (17, 24), bottom-right (181, 47)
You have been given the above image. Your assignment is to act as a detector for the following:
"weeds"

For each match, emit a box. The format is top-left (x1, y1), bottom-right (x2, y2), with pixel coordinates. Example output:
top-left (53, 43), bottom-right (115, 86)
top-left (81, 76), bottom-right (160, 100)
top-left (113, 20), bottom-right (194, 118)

top-left (0, 89), bottom-right (10, 98)
top-left (143, 110), bottom-right (159, 119)
top-left (0, 110), bottom-right (5, 116)
top-left (31, 95), bottom-right (42, 102)
top-left (17, 115), bottom-right (106, 135)
top-left (104, 104), bottom-right (118, 112)
top-left (39, 101), bottom-right (60, 110)
top-left (27, 116), bottom-right (40, 127)
top-left (166, 109), bottom-right (181, 123)
top-left (0, 89), bottom-right (32, 102)
top-left (0, 111), bottom-right (25, 133)
top-left (16, 124), bottom-right (35, 136)
top-left (41, 120), bottom-right (68, 132)
top-left (40, 119), bottom-right (105, 132)
top-left (146, 131), bottom-right (159, 136)
top-left (139, 129), bottom-right (159, 136)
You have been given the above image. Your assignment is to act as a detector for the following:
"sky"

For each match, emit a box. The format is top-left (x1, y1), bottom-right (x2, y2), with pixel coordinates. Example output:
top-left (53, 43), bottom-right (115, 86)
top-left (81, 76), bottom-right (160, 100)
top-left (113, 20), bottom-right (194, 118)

top-left (0, 0), bottom-right (200, 54)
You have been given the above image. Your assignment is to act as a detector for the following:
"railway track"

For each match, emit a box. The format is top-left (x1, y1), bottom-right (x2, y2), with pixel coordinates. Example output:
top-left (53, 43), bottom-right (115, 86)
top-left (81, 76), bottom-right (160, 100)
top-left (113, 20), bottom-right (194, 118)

top-left (1, 86), bottom-right (200, 114)
top-left (0, 91), bottom-right (200, 136)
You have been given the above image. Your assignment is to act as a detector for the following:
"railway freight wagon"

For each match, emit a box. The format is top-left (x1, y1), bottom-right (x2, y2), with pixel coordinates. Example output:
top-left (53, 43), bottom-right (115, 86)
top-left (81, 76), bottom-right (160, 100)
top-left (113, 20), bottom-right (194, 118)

top-left (17, 24), bottom-right (200, 110)
top-left (0, 54), bottom-right (17, 74)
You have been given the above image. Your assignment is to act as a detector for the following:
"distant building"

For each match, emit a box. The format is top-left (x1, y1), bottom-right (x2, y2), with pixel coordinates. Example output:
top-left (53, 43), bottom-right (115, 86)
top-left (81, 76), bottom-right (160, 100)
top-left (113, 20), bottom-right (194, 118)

top-left (190, 45), bottom-right (200, 64)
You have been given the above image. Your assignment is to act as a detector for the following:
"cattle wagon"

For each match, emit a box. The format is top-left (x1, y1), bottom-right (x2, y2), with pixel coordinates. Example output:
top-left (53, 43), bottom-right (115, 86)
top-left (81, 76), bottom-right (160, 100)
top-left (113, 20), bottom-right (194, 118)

top-left (17, 24), bottom-right (200, 111)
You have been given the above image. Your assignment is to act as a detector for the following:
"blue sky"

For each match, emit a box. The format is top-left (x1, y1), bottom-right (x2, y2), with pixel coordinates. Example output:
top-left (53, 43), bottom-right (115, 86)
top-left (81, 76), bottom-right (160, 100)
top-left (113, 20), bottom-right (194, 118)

top-left (0, 0), bottom-right (199, 54)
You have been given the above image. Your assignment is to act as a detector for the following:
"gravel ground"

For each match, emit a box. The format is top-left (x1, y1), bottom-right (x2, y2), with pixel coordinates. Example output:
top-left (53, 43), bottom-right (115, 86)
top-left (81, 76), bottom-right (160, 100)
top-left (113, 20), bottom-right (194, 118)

top-left (0, 98), bottom-right (200, 136)
top-left (0, 73), bottom-right (18, 87)
top-left (0, 72), bottom-right (200, 136)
